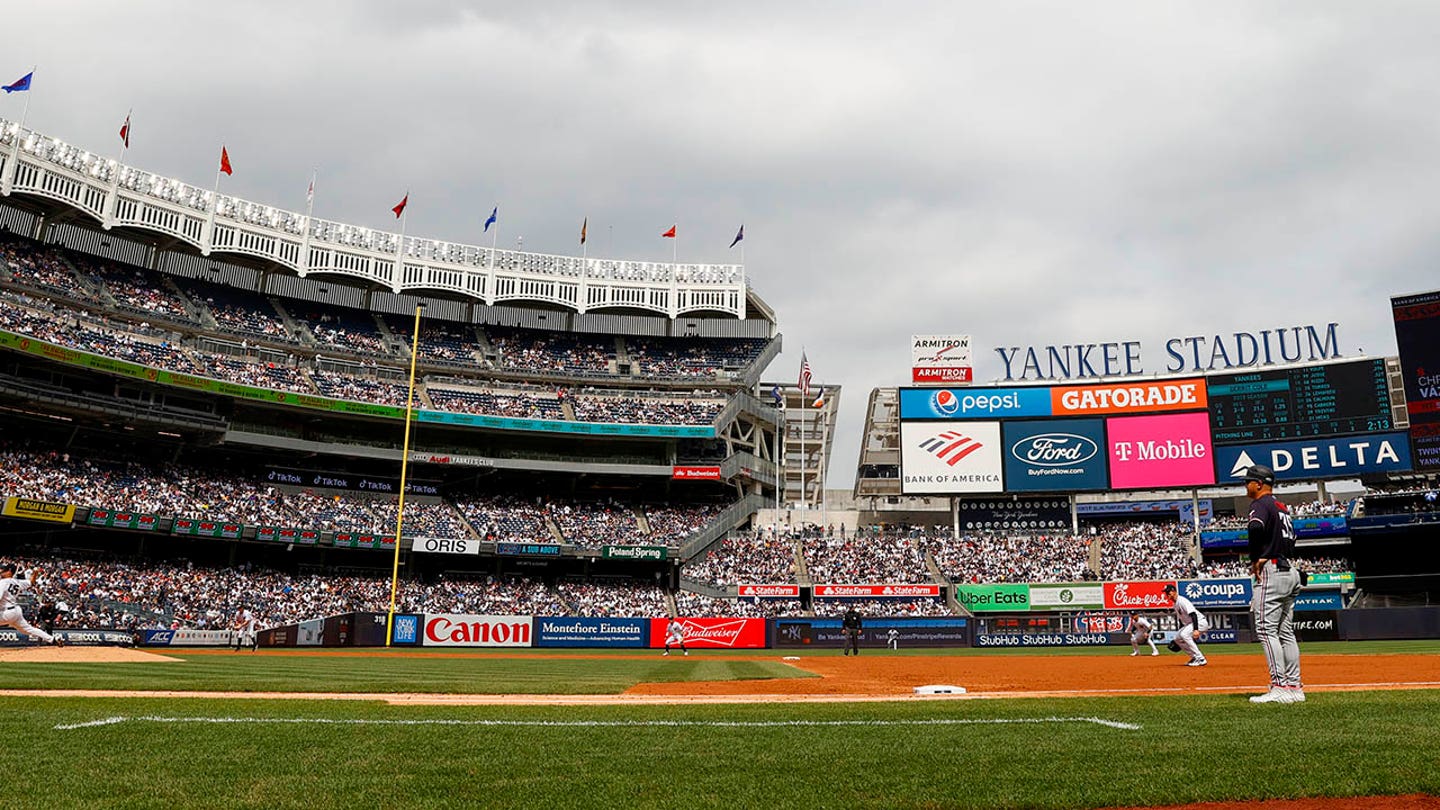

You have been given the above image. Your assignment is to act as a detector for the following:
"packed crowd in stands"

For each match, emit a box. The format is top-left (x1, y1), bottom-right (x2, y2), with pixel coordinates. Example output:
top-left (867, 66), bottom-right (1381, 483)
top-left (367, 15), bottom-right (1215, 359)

top-left (454, 495), bottom-right (556, 544)
top-left (1097, 523), bottom-right (1198, 581)
top-left (643, 504), bottom-right (726, 545)
top-left (1199, 555), bottom-right (1353, 579)
top-left (673, 592), bottom-right (806, 618)
top-left (626, 337), bottom-right (767, 378)
top-left (196, 356), bottom-right (315, 394)
top-left (681, 532), bottom-right (798, 587)
top-left (929, 531), bottom-right (1095, 584)
top-left (1, 237), bottom-right (98, 300)
top-left (549, 500), bottom-right (642, 546)
top-left (179, 279), bottom-right (294, 342)
top-left (571, 395), bottom-right (722, 425)
top-left (804, 531), bottom-right (935, 583)
top-left (310, 369), bottom-right (414, 407)
top-left (812, 598), bottom-right (952, 617)
top-left (427, 387), bottom-right (565, 419)
top-left (71, 255), bottom-right (198, 323)
top-left (488, 327), bottom-right (613, 375)
top-left (294, 307), bottom-right (392, 357)
top-left (556, 579), bottom-right (670, 617)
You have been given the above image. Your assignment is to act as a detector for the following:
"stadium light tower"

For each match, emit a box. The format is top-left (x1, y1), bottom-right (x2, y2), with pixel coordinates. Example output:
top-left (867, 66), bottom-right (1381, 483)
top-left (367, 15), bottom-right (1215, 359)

top-left (385, 301), bottom-right (426, 647)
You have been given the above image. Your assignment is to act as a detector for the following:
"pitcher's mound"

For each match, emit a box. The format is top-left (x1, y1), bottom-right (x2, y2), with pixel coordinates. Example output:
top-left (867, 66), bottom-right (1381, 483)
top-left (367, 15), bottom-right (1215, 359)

top-left (0, 646), bottom-right (181, 663)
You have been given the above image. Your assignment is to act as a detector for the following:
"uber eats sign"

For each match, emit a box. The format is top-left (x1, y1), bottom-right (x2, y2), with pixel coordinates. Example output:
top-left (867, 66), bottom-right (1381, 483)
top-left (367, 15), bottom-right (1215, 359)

top-left (955, 584), bottom-right (1030, 612)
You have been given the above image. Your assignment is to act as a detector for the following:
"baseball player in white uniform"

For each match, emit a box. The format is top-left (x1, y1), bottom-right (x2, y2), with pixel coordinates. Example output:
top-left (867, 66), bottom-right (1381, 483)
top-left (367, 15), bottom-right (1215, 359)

top-left (0, 563), bottom-right (63, 646)
top-left (233, 608), bottom-right (258, 652)
top-left (663, 617), bottom-right (687, 656)
top-left (1163, 583), bottom-right (1209, 666)
top-left (887, 628), bottom-right (900, 650)
top-left (1129, 612), bottom-right (1159, 656)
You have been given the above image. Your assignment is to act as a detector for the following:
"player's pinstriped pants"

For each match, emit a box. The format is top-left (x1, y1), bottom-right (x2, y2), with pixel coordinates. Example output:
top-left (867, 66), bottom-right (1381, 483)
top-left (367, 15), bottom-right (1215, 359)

top-left (1252, 562), bottom-right (1303, 688)
top-left (0, 606), bottom-right (56, 644)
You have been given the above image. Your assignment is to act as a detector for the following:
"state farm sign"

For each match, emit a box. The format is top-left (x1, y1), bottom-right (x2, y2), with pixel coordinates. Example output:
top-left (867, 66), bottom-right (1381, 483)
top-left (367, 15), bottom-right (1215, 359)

top-left (647, 617), bottom-right (767, 649)
top-left (737, 584), bottom-right (800, 598)
top-left (422, 614), bottom-right (533, 647)
top-left (1103, 581), bottom-right (1174, 611)
top-left (813, 584), bottom-right (942, 598)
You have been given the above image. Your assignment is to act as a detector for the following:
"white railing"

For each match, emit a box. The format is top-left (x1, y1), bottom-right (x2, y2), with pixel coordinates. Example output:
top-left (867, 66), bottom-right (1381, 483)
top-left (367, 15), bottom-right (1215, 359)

top-left (0, 119), bottom-right (747, 318)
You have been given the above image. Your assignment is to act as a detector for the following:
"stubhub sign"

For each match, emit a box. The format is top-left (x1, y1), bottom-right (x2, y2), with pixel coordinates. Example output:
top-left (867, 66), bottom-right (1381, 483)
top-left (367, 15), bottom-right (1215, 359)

top-left (899, 387), bottom-right (1053, 420)
top-left (1213, 431), bottom-right (1413, 483)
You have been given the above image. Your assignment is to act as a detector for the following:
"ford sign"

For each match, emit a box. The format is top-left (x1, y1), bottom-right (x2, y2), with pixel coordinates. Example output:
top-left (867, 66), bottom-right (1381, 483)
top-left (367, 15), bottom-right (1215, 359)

top-left (1011, 433), bottom-right (1099, 466)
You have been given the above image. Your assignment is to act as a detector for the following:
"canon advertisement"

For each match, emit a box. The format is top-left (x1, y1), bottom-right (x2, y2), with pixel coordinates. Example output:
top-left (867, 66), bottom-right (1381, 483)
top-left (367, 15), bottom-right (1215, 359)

top-left (1106, 412), bottom-right (1215, 489)
top-left (1002, 419), bottom-right (1107, 492)
top-left (421, 614), bottom-right (534, 647)
top-left (900, 421), bottom-right (1004, 494)
top-left (1212, 432), bottom-right (1412, 483)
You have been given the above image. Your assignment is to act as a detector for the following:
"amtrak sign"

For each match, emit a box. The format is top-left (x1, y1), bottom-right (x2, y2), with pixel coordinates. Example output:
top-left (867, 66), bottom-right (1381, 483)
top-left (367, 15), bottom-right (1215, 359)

top-left (1213, 432), bottom-right (1412, 482)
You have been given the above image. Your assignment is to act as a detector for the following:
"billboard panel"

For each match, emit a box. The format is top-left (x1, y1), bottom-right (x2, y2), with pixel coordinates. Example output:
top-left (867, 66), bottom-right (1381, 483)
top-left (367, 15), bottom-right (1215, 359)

top-left (1028, 583), bottom-right (1104, 610)
top-left (1052, 378), bottom-right (1207, 416)
top-left (901, 421), bottom-right (1004, 494)
top-left (1211, 432), bottom-right (1412, 483)
top-left (534, 617), bottom-right (648, 648)
top-left (645, 617), bottom-right (768, 649)
top-left (1207, 359), bottom-right (1393, 445)
top-left (421, 614), bottom-right (533, 647)
top-left (911, 334), bottom-right (973, 385)
top-left (1392, 289), bottom-right (1440, 470)
top-left (956, 497), bottom-right (1070, 531)
top-left (1106, 412), bottom-right (1215, 489)
top-left (898, 387), bottom-right (1052, 420)
top-left (1002, 418), bottom-right (1108, 492)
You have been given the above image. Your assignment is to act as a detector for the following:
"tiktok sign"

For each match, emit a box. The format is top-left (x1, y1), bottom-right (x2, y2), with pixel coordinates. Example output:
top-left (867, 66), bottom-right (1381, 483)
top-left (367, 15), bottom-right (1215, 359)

top-left (1107, 412), bottom-right (1217, 489)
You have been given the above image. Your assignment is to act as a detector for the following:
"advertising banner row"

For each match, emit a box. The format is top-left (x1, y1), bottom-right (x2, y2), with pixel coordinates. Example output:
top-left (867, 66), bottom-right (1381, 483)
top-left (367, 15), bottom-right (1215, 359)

top-left (388, 614), bottom-right (771, 649)
top-left (1201, 515), bottom-right (1349, 549)
top-left (955, 578), bottom-right (1344, 613)
top-left (901, 416), bottom-right (1411, 494)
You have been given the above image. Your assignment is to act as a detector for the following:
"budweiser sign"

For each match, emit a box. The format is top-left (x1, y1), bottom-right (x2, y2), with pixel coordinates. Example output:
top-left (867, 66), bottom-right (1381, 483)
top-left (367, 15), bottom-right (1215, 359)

top-left (1103, 581), bottom-right (1175, 611)
top-left (672, 466), bottom-right (722, 480)
top-left (813, 584), bottom-right (941, 598)
top-left (423, 614), bottom-right (533, 647)
top-left (647, 617), bottom-right (767, 649)
top-left (737, 584), bottom-right (800, 598)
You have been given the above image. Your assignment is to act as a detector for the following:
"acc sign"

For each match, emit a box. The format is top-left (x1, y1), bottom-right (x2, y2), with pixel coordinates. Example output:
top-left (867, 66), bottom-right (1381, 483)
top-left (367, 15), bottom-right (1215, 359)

top-left (423, 614), bottom-right (533, 647)
top-left (1178, 578), bottom-right (1252, 608)
top-left (1213, 432), bottom-right (1413, 482)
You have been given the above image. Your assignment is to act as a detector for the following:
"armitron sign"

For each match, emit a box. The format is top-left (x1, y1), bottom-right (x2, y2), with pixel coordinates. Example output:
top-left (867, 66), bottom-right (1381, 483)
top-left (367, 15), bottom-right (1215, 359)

top-left (422, 614), bottom-right (533, 647)
top-left (912, 334), bottom-right (973, 385)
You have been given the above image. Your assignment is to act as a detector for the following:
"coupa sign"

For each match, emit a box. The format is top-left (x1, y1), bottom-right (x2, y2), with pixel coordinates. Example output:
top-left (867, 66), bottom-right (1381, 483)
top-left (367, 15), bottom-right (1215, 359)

top-left (1177, 578), bottom-right (1252, 608)
top-left (421, 614), bottom-right (533, 647)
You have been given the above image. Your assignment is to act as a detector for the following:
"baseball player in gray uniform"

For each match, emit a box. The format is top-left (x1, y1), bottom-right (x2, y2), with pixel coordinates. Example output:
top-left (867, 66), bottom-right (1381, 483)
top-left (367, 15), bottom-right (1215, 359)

top-left (1129, 612), bottom-right (1158, 656)
top-left (1243, 464), bottom-right (1304, 704)
top-left (0, 563), bottom-right (63, 646)
top-left (1162, 583), bottom-right (1208, 666)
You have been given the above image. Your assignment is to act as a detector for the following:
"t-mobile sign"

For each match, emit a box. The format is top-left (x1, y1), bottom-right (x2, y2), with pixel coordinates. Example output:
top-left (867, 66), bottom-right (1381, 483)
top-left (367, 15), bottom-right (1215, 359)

top-left (1107, 412), bottom-right (1215, 489)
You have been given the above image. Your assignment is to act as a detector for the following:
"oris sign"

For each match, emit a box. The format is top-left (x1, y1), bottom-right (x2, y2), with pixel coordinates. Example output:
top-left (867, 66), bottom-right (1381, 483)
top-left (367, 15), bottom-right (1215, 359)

top-left (422, 614), bottom-right (533, 647)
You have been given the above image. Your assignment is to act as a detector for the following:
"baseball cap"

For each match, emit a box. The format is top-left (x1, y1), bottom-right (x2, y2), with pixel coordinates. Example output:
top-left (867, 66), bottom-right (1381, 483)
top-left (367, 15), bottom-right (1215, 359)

top-left (1162, 583), bottom-right (1177, 594)
top-left (1243, 464), bottom-right (1276, 486)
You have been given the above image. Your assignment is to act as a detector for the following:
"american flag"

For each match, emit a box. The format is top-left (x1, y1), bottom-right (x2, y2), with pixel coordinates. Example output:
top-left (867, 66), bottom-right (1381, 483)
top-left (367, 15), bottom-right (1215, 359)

top-left (798, 352), bottom-right (813, 399)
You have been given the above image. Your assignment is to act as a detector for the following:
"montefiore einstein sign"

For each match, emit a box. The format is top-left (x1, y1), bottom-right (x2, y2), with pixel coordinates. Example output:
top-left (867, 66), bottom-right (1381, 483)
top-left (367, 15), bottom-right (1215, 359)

top-left (995, 323), bottom-right (1340, 381)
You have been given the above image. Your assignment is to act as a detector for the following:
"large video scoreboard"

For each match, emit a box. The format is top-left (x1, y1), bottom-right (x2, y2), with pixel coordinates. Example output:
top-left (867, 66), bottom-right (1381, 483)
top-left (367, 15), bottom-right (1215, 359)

top-left (1207, 358), bottom-right (1392, 444)
top-left (899, 358), bottom-right (1411, 494)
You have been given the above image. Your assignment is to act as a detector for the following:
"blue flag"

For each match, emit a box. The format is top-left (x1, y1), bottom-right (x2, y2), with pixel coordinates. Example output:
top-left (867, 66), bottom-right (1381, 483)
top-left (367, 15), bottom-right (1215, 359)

top-left (770, 385), bottom-right (783, 407)
top-left (2, 71), bottom-right (32, 94)
top-left (483, 206), bottom-right (497, 232)
top-left (730, 224), bottom-right (744, 248)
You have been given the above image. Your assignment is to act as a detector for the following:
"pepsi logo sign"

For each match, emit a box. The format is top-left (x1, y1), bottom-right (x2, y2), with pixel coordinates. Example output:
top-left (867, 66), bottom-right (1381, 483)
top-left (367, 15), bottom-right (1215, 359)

top-left (1011, 433), bottom-right (1098, 467)
top-left (931, 390), bottom-right (960, 415)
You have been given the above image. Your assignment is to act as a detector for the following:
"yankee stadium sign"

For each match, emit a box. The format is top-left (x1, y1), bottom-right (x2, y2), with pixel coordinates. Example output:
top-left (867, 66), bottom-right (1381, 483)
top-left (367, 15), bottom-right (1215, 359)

top-left (995, 323), bottom-right (1341, 381)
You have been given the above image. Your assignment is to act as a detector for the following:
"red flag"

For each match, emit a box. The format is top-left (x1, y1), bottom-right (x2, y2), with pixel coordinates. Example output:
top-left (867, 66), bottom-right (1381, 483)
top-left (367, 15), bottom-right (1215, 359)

top-left (798, 352), bottom-right (813, 399)
top-left (119, 113), bottom-right (131, 148)
top-left (392, 193), bottom-right (408, 219)
top-left (219, 146), bottom-right (233, 176)
top-left (580, 217), bottom-right (588, 245)
top-left (662, 225), bottom-right (676, 238)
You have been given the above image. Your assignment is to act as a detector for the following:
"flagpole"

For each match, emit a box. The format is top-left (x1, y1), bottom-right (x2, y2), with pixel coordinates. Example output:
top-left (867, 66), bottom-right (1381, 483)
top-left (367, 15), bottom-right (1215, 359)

top-left (485, 204), bottom-right (498, 305)
top-left (385, 301), bottom-right (426, 647)
top-left (203, 145), bottom-right (224, 256)
top-left (394, 201), bottom-right (408, 284)
top-left (104, 108), bottom-right (131, 229)
top-left (17, 65), bottom-right (34, 131)
top-left (299, 169), bottom-right (316, 276)
top-left (672, 217), bottom-right (678, 265)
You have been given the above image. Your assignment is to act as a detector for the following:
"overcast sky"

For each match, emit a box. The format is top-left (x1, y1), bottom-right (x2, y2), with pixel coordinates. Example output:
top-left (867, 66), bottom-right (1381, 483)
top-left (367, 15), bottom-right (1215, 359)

top-left (6, 2), bottom-right (1439, 486)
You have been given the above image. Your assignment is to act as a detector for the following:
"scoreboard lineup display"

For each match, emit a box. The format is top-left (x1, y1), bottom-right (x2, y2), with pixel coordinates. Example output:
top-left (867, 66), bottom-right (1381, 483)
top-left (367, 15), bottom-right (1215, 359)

top-left (1207, 358), bottom-right (1392, 444)
top-left (898, 357), bottom-right (1412, 495)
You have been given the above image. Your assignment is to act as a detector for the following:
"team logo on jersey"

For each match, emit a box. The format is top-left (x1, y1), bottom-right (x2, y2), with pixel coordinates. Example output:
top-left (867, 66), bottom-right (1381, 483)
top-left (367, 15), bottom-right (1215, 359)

top-left (919, 431), bottom-right (985, 466)
top-left (931, 390), bottom-right (961, 416)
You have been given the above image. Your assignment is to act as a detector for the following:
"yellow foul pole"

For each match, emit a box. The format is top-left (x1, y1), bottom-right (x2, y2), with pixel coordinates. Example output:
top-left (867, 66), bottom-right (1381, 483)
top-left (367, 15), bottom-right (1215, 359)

top-left (385, 302), bottom-right (425, 647)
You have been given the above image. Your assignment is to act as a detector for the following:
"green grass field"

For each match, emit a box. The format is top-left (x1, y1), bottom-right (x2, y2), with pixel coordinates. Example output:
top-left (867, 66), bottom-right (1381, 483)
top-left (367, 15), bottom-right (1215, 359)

top-left (6, 643), bottom-right (1440, 809)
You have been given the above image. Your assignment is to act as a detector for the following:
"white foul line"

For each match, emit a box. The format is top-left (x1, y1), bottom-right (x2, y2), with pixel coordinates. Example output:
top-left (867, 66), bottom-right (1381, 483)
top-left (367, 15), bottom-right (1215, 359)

top-left (55, 715), bottom-right (1140, 731)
